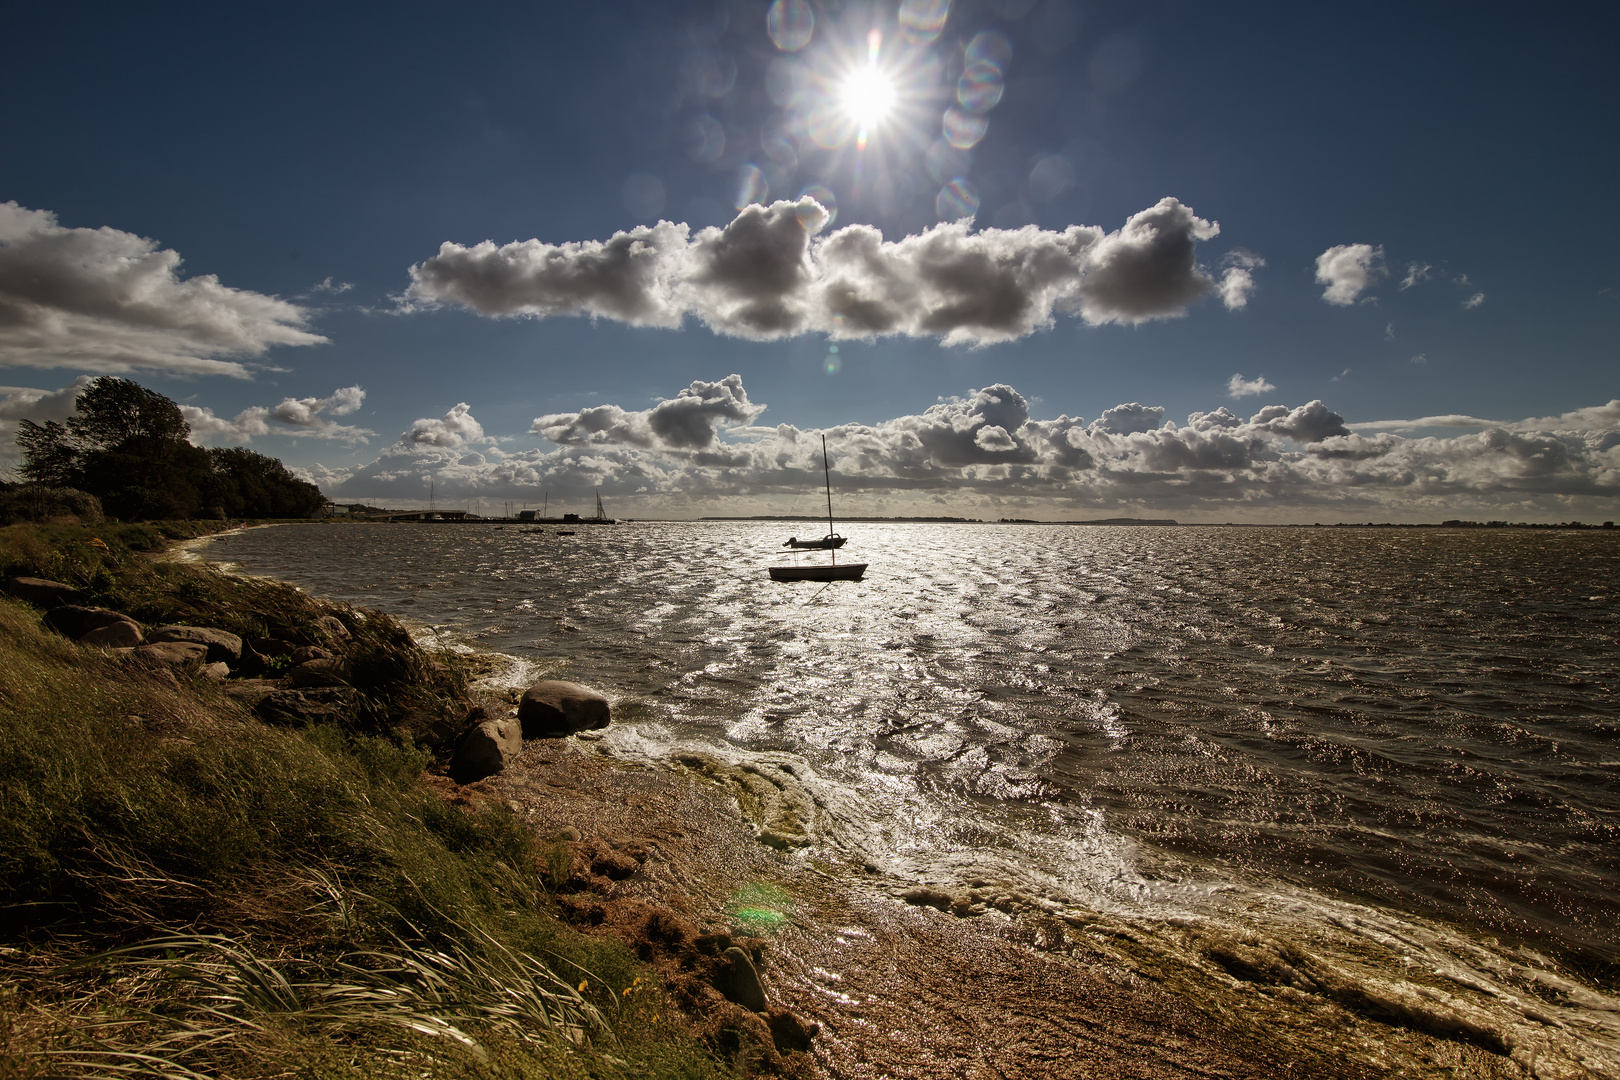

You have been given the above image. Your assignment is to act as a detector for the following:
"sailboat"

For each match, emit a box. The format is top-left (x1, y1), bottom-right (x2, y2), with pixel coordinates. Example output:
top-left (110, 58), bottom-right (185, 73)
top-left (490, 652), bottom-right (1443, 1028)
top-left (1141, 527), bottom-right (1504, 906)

top-left (769, 436), bottom-right (866, 582)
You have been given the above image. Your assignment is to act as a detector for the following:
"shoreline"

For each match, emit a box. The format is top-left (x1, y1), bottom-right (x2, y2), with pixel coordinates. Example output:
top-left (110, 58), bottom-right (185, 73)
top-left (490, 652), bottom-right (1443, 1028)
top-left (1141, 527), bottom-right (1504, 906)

top-left (179, 522), bottom-right (1620, 1079)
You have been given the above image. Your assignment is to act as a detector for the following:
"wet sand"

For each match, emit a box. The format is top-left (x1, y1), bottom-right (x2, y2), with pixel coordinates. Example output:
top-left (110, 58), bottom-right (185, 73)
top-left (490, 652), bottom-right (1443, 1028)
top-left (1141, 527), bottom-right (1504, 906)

top-left (476, 742), bottom-right (1531, 1079)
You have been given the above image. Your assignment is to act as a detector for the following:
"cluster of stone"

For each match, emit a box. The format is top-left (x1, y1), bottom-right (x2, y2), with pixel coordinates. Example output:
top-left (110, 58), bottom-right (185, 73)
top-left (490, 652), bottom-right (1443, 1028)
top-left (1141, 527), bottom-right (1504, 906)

top-left (4, 576), bottom-right (352, 690)
top-left (450, 679), bottom-right (611, 782)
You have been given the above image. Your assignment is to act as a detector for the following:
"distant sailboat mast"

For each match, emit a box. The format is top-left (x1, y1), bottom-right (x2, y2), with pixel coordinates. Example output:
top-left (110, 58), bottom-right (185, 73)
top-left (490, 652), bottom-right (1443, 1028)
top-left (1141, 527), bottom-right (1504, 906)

top-left (823, 435), bottom-right (836, 566)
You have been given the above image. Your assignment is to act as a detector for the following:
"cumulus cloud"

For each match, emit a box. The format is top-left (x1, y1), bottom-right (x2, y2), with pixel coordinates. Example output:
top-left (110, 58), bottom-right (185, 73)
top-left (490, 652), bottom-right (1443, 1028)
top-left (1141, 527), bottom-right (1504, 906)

top-left (0, 202), bottom-right (327, 377)
top-left (405, 402), bottom-right (486, 448)
top-left (533, 374), bottom-right (764, 450)
top-left (1227, 373), bottom-right (1276, 399)
top-left (181, 386), bottom-right (374, 445)
top-left (307, 377), bottom-right (1620, 522)
top-left (403, 197), bottom-right (1229, 346)
top-left (1315, 243), bottom-right (1385, 305)
top-left (1217, 249), bottom-right (1265, 310)
top-left (1463, 292), bottom-right (1486, 309)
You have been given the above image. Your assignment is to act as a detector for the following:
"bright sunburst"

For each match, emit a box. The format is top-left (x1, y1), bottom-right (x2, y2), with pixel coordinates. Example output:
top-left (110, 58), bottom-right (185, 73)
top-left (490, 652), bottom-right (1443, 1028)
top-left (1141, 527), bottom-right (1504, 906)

top-left (840, 65), bottom-right (896, 129)
top-left (839, 29), bottom-right (895, 149)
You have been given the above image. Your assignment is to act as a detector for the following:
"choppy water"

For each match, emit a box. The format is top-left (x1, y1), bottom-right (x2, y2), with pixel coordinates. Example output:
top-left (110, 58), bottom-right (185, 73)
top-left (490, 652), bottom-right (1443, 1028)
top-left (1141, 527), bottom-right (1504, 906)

top-left (197, 521), bottom-right (1620, 1068)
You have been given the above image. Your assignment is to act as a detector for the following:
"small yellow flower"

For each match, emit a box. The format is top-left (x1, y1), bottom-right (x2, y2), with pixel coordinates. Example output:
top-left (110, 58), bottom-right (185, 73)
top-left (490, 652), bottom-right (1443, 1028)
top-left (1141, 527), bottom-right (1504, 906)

top-left (578, 980), bottom-right (588, 993)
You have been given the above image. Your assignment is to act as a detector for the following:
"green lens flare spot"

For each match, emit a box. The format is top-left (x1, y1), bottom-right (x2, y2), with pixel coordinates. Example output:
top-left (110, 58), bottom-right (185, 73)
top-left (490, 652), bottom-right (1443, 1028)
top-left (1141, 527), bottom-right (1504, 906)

top-left (727, 883), bottom-right (793, 933)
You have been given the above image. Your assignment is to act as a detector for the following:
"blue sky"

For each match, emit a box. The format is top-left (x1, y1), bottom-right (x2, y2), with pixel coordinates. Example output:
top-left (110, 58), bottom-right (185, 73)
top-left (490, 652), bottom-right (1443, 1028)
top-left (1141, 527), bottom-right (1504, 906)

top-left (2, 0), bottom-right (1616, 521)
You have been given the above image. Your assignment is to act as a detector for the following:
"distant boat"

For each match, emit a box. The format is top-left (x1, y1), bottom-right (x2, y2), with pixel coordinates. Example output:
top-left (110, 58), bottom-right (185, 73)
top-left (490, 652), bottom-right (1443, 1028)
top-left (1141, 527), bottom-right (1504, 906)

top-left (593, 489), bottom-right (616, 524)
top-left (770, 436), bottom-right (866, 583)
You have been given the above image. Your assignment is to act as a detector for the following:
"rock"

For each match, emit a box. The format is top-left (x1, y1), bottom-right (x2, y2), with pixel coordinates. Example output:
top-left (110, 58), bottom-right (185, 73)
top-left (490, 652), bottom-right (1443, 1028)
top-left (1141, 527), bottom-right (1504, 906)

top-left (313, 614), bottom-right (351, 643)
top-left (450, 718), bottom-right (523, 782)
top-left (148, 626), bottom-right (244, 664)
top-left (251, 637), bottom-right (295, 657)
top-left (766, 1009), bottom-right (818, 1054)
top-left (518, 680), bottom-right (611, 738)
top-left (4, 577), bottom-right (83, 609)
top-left (289, 645), bottom-right (333, 665)
top-left (44, 605), bottom-right (133, 640)
top-left (201, 661), bottom-right (231, 681)
top-left (290, 657), bottom-right (348, 688)
top-left (80, 619), bottom-right (144, 648)
top-left (716, 946), bottom-right (768, 1012)
top-left (131, 640), bottom-right (209, 674)
top-left (254, 687), bottom-right (357, 725)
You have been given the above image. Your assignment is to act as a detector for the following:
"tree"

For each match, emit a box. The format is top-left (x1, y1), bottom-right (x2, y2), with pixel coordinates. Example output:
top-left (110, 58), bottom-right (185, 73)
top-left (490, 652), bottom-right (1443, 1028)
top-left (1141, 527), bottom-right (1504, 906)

top-left (207, 447), bottom-right (324, 517)
top-left (15, 377), bottom-right (325, 521)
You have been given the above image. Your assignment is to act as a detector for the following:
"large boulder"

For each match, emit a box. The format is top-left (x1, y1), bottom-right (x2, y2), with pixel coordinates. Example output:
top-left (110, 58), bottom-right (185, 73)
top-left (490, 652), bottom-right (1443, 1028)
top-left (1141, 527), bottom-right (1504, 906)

top-left (81, 619), bottom-right (144, 648)
top-left (716, 947), bottom-right (768, 1012)
top-left (313, 614), bottom-right (351, 644)
top-left (148, 626), bottom-right (244, 665)
top-left (451, 718), bottom-right (523, 782)
top-left (4, 577), bottom-right (83, 609)
top-left (518, 680), bottom-right (611, 738)
top-left (44, 605), bottom-right (133, 640)
top-left (290, 657), bottom-right (348, 688)
top-left (132, 641), bottom-right (209, 675)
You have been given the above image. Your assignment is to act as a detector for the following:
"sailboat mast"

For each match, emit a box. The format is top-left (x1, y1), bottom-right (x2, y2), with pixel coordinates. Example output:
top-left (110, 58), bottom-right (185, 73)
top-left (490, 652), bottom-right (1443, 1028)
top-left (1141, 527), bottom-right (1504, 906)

top-left (823, 434), bottom-right (836, 564)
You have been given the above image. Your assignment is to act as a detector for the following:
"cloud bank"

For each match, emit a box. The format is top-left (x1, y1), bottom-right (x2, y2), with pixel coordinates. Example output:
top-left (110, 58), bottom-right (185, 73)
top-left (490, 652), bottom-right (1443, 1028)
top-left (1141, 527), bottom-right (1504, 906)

top-left (0, 203), bottom-right (327, 377)
top-left (181, 386), bottom-right (374, 445)
top-left (308, 377), bottom-right (1620, 523)
top-left (403, 197), bottom-right (1245, 346)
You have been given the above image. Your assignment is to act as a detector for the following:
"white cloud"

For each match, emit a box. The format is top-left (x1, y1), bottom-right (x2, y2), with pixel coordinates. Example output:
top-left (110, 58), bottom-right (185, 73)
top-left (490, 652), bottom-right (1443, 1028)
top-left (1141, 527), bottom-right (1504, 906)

top-left (181, 385), bottom-right (374, 445)
top-left (0, 202), bottom-right (327, 378)
top-left (1315, 243), bottom-right (1385, 305)
top-left (404, 402), bottom-right (486, 448)
top-left (1399, 262), bottom-right (1433, 290)
top-left (1217, 249), bottom-right (1265, 310)
top-left (309, 377), bottom-right (1620, 522)
top-left (1410, 353), bottom-right (1428, 365)
top-left (1227, 373), bottom-right (1276, 398)
top-left (403, 197), bottom-right (1229, 346)
top-left (1463, 292), bottom-right (1486, 309)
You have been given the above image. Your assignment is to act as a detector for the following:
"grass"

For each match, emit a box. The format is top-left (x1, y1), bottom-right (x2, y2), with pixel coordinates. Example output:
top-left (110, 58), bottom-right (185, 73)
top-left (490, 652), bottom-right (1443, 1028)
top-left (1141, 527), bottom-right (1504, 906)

top-left (0, 523), bottom-right (736, 1079)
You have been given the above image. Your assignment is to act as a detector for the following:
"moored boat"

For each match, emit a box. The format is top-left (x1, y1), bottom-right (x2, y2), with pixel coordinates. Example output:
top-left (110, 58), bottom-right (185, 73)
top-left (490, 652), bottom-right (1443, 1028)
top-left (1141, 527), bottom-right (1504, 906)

top-left (770, 435), bottom-right (866, 583)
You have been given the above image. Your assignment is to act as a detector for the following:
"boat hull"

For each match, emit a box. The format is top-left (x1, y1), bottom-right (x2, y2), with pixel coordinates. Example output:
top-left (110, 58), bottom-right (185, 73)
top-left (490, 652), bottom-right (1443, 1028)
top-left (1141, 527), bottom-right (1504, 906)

top-left (768, 563), bottom-right (867, 582)
top-left (784, 535), bottom-right (846, 549)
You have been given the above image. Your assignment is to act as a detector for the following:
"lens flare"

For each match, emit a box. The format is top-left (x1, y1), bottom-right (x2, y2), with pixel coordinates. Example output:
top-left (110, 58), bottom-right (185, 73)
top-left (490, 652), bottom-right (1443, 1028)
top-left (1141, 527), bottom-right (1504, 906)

top-left (735, 163), bottom-right (769, 209)
top-left (766, 0), bottom-right (814, 52)
top-left (957, 60), bottom-right (1005, 113)
top-left (942, 106), bottom-right (988, 148)
top-left (898, 0), bottom-right (950, 45)
top-left (936, 177), bottom-right (980, 219)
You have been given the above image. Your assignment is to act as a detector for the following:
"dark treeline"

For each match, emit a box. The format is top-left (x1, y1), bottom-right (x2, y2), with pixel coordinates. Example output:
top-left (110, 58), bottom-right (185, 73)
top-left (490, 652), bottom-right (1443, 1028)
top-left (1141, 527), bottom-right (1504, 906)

top-left (9, 377), bottom-right (324, 521)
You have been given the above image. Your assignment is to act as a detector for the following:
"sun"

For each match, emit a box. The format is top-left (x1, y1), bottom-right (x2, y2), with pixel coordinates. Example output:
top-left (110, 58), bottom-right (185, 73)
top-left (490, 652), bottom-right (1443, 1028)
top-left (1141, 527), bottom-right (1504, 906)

top-left (840, 64), bottom-right (896, 129)
top-left (837, 29), bottom-right (896, 148)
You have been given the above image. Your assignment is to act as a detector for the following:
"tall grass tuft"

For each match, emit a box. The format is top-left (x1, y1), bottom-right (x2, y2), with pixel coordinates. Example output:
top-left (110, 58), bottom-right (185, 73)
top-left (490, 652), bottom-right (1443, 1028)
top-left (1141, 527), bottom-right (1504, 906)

top-left (0, 526), bottom-right (733, 1078)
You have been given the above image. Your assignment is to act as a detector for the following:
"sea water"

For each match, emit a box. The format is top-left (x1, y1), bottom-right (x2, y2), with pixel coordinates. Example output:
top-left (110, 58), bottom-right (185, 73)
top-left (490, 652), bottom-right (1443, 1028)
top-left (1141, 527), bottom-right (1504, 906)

top-left (196, 522), bottom-right (1620, 1071)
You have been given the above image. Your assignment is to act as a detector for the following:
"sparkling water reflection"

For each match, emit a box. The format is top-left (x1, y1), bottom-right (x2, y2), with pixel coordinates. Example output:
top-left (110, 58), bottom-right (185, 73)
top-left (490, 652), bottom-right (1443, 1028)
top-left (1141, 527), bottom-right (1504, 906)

top-left (200, 522), bottom-right (1620, 969)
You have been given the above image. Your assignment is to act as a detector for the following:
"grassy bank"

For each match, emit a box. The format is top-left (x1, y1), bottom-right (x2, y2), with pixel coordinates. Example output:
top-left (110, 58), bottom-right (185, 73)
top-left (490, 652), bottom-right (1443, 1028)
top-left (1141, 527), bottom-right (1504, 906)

top-left (0, 522), bottom-right (737, 1078)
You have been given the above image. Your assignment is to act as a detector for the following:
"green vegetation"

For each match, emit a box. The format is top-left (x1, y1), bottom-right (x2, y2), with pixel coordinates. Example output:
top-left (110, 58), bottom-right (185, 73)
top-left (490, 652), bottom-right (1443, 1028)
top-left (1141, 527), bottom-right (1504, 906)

top-left (0, 523), bottom-right (732, 1078)
top-left (11, 376), bottom-right (323, 521)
